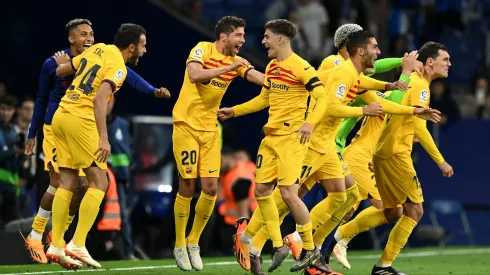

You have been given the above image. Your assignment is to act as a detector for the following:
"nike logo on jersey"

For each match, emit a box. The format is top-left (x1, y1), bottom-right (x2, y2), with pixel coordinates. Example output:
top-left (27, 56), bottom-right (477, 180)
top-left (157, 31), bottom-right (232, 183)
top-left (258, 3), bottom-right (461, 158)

top-left (278, 178), bottom-right (285, 182)
top-left (209, 170), bottom-right (217, 173)
top-left (304, 67), bottom-right (311, 70)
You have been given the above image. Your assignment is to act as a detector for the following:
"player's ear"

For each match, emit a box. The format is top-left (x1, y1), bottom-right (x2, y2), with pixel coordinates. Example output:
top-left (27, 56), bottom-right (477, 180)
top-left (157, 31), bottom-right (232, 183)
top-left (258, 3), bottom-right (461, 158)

top-left (68, 35), bottom-right (75, 44)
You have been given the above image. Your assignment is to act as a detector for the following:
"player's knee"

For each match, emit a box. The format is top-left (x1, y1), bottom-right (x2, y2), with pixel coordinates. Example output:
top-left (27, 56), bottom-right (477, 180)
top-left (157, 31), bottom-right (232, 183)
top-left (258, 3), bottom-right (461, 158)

top-left (344, 208), bottom-right (355, 221)
top-left (178, 177), bottom-right (196, 197)
top-left (405, 204), bottom-right (424, 222)
top-left (201, 178), bottom-right (218, 196)
top-left (76, 177), bottom-right (89, 194)
top-left (254, 184), bottom-right (272, 198)
top-left (384, 207), bottom-right (403, 222)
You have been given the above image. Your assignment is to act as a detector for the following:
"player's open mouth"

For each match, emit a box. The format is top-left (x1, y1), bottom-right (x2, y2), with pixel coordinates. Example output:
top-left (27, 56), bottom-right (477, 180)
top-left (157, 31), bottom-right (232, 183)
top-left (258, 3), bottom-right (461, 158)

top-left (83, 43), bottom-right (92, 49)
top-left (235, 46), bottom-right (240, 52)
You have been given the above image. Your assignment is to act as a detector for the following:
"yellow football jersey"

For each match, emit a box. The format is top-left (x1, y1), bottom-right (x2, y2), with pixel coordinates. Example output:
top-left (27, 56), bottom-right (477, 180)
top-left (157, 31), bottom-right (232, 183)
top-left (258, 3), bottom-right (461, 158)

top-left (374, 73), bottom-right (431, 159)
top-left (234, 53), bottom-right (327, 135)
top-left (318, 53), bottom-right (346, 72)
top-left (310, 60), bottom-right (364, 154)
top-left (344, 91), bottom-right (392, 164)
top-left (60, 43), bottom-right (127, 120)
top-left (172, 41), bottom-right (254, 132)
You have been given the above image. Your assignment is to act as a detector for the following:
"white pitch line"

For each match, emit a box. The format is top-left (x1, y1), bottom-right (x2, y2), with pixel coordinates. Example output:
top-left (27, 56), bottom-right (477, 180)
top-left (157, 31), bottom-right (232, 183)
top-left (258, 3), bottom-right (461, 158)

top-left (2, 248), bottom-right (490, 275)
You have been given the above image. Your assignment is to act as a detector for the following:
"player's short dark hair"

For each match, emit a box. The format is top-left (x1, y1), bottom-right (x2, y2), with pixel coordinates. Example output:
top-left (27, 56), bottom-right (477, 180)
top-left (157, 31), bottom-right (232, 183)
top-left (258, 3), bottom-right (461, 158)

top-left (346, 30), bottom-right (375, 57)
top-left (215, 16), bottom-right (246, 41)
top-left (264, 19), bottom-right (296, 40)
top-left (0, 94), bottom-right (18, 108)
top-left (114, 23), bottom-right (146, 50)
top-left (417, 42), bottom-right (448, 65)
top-left (66, 18), bottom-right (92, 35)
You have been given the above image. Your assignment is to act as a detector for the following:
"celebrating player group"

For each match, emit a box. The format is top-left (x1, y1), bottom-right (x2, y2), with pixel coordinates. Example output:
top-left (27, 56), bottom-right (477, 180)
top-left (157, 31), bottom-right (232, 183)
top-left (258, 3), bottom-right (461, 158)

top-left (23, 13), bottom-right (453, 275)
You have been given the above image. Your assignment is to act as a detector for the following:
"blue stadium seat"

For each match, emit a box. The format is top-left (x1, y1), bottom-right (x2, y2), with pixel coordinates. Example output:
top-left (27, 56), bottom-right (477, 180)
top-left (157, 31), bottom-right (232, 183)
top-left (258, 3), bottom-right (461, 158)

top-left (429, 200), bottom-right (474, 247)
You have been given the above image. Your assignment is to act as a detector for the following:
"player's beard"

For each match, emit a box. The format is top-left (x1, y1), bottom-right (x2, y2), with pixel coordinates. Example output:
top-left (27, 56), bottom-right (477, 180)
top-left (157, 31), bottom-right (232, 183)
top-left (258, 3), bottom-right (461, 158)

top-left (224, 41), bottom-right (235, 56)
top-left (129, 52), bottom-right (140, 66)
top-left (364, 52), bottom-right (375, 69)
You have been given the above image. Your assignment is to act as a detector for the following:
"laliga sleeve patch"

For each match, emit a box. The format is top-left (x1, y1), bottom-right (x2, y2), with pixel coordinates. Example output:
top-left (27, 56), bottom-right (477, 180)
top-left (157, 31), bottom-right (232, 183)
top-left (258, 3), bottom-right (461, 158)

top-left (336, 84), bottom-right (346, 98)
top-left (115, 70), bottom-right (124, 82)
top-left (192, 48), bottom-right (204, 59)
top-left (419, 89), bottom-right (429, 103)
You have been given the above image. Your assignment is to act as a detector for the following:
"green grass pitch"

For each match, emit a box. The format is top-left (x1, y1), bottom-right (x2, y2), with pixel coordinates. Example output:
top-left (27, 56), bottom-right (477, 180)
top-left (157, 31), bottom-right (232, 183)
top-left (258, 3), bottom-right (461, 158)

top-left (1, 247), bottom-right (489, 275)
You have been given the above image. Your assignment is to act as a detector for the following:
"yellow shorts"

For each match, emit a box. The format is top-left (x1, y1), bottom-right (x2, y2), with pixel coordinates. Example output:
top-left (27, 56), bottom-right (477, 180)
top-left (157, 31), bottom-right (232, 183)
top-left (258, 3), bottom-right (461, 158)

top-left (255, 133), bottom-right (308, 186)
top-left (52, 109), bottom-right (106, 170)
top-left (172, 122), bottom-right (220, 179)
top-left (43, 125), bottom-right (86, 176)
top-left (301, 149), bottom-right (349, 190)
top-left (372, 153), bottom-right (423, 208)
top-left (349, 164), bottom-right (380, 211)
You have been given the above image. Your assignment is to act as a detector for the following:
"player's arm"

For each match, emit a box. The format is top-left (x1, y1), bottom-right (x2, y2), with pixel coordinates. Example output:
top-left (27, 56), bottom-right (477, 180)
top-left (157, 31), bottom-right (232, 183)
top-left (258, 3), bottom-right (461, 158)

top-left (303, 72), bottom-right (329, 126)
top-left (232, 86), bottom-right (270, 117)
top-left (365, 57), bottom-right (403, 76)
top-left (243, 69), bottom-right (265, 86)
top-left (125, 67), bottom-right (156, 94)
top-left (324, 73), bottom-right (364, 118)
top-left (55, 51), bottom-right (83, 77)
top-left (358, 90), bottom-right (414, 115)
top-left (93, 82), bottom-right (113, 163)
top-left (413, 117), bottom-right (444, 165)
top-left (335, 117), bottom-right (362, 152)
top-left (28, 59), bottom-right (56, 140)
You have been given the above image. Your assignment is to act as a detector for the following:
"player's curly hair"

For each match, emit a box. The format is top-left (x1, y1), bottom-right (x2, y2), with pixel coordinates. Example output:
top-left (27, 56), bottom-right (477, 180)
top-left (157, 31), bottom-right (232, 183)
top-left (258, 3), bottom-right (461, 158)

top-left (114, 23), bottom-right (146, 50)
top-left (334, 23), bottom-right (363, 49)
top-left (346, 30), bottom-right (375, 57)
top-left (417, 42), bottom-right (448, 64)
top-left (65, 18), bottom-right (92, 35)
top-left (264, 19), bottom-right (296, 40)
top-left (215, 16), bottom-right (246, 41)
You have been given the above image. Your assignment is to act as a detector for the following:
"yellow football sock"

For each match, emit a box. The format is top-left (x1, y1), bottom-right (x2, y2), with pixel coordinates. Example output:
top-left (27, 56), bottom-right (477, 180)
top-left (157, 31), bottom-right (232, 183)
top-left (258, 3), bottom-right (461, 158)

top-left (380, 215), bottom-right (418, 264)
top-left (313, 185), bottom-right (359, 245)
top-left (187, 192), bottom-right (216, 245)
top-left (51, 188), bottom-right (73, 248)
top-left (64, 215), bottom-right (74, 232)
top-left (256, 195), bottom-right (282, 248)
top-left (73, 188), bottom-right (105, 246)
top-left (339, 206), bottom-right (387, 242)
top-left (31, 215), bottom-right (49, 235)
top-left (310, 191), bottom-right (347, 232)
top-left (174, 193), bottom-right (192, 247)
top-left (252, 191), bottom-right (291, 251)
top-left (245, 207), bottom-right (265, 238)
top-left (245, 188), bottom-right (289, 238)
top-left (297, 221), bottom-right (314, 250)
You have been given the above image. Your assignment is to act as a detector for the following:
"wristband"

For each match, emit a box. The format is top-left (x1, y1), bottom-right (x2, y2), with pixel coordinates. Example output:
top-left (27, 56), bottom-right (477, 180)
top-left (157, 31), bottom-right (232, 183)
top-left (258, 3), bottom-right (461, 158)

top-left (399, 74), bottom-right (411, 85)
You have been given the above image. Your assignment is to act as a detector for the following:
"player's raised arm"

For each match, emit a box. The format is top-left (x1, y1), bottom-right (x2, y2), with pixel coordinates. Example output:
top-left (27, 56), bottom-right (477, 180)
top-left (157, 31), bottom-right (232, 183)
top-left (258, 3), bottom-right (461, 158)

top-left (243, 68), bottom-right (265, 86)
top-left (323, 71), bottom-right (368, 118)
top-left (25, 58), bottom-right (57, 155)
top-left (218, 85), bottom-right (270, 120)
top-left (125, 67), bottom-right (170, 98)
top-left (187, 59), bottom-right (248, 83)
top-left (54, 50), bottom-right (77, 77)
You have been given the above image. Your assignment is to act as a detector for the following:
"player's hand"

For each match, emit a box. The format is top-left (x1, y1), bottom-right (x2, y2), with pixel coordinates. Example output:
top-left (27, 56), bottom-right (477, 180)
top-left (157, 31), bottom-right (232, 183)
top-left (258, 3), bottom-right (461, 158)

top-left (386, 80), bottom-right (409, 92)
top-left (154, 87), bottom-right (171, 98)
top-left (217, 107), bottom-right (235, 120)
top-left (95, 137), bottom-right (111, 163)
top-left (24, 138), bottom-right (36, 156)
top-left (438, 161), bottom-right (454, 177)
top-left (54, 51), bottom-right (71, 65)
top-left (368, 161), bottom-right (375, 173)
top-left (402, 50), bottom-right (423, 76)
top-left (413, 108), bottom-right (442, 123)
top-left (362, 102), bottom-right (383, 116)
top-left (229, 59), bottom-right (250, 71)
top-left (295, 122), bottom-right (314, 144)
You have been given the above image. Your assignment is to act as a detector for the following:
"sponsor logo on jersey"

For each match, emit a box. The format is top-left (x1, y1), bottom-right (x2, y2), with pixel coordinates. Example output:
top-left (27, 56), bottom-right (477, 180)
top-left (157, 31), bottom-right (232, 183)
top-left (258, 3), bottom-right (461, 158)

top-left (210, 79), bottom-right (227, 89)
top-left (270, 81), bottom-right (289, 91)
top-left (192, 48), bottom-right (203, 59)
top-left (334, 59), bottom-right (342, 66)
top-left (420, 89), bottom-right (429, 103)
top-left (336, 84), bottom-right (346, 98)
